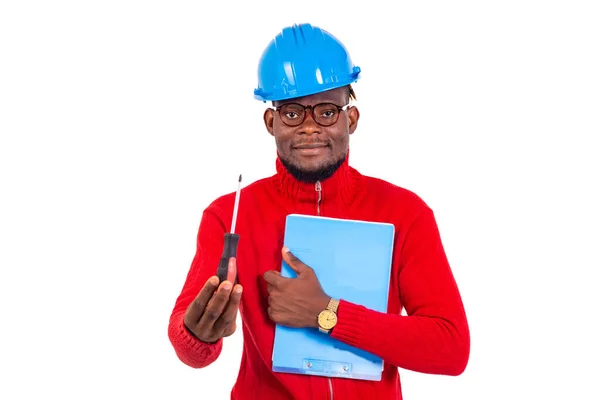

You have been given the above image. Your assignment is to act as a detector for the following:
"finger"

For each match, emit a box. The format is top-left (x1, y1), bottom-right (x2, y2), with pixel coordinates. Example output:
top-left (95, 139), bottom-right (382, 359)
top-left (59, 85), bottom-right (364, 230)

top-left (263, 270), bottom-right (286, 286)
top-left (185, 276), bottom-right (220, 324)
top-left (226, 257), bottom-right (237, 283)
top-left (267, 306), bottom-right (280, 323)
top-left (214, 284), bottom-right (243, 334)
top-left (196, 280), bottom-right (234, 332)
top-left (282, 246), bottom-right (311, 275)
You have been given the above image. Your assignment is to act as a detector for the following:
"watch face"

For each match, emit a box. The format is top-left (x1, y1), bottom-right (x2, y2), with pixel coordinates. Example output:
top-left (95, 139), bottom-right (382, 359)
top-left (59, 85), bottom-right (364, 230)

top-left (318, 310), bottom-right (337, 330)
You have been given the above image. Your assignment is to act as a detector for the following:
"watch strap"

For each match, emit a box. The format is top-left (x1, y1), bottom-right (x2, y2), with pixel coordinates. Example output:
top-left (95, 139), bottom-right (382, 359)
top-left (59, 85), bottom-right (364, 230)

top-left (326, 298), bottom-right (340, 313)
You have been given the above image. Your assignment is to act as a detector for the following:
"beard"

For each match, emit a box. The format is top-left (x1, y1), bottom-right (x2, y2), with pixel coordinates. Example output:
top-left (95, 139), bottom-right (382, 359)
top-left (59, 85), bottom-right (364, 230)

top-left (279, 151), bottom-right (348, 183)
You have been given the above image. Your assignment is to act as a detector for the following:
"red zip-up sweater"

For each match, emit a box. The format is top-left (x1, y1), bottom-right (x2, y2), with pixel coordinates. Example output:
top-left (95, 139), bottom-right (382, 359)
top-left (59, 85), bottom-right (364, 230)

top-left (168, 155), bottom-right (470, 399)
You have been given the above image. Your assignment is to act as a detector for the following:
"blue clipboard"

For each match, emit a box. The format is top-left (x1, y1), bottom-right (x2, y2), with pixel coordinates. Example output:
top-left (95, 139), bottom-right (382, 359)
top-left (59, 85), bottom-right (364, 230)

top-left (271, 214), bottom-right (395, 381)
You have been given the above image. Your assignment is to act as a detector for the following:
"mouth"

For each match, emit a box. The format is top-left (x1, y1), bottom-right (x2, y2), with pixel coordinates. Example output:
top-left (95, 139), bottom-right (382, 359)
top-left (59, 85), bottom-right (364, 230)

top-left (293, 142), bottom-right (329, 150)
top-left (292, 143), bottom-right (329, 157)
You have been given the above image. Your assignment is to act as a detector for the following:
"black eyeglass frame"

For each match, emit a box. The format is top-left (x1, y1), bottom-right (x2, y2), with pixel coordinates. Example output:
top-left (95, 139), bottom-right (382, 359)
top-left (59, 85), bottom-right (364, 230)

top-left (273, 102), bottom-right (351, 127)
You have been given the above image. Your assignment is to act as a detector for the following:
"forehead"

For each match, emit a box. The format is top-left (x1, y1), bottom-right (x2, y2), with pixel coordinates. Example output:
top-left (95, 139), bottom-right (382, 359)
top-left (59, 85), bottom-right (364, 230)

top-left (275, 87), bottom-right (346, 106)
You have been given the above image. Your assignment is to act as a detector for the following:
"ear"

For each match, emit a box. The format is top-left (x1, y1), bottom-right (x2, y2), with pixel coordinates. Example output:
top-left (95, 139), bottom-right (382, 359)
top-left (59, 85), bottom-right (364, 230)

top-left (348, 106), bottom-right (360, 135)
top-left (264, 108), bottom-right (274, 136)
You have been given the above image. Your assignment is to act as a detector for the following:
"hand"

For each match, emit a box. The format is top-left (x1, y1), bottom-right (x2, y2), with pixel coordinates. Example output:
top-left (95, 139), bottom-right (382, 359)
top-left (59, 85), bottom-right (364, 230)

top-left (263, 247), bottom-right (330, 328)
top-left (184, 257), bottom-right (243, 343)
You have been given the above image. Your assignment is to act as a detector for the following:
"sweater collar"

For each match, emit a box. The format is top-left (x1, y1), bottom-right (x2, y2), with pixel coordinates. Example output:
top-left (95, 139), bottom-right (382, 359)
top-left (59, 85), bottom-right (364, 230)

top-left (272, 151), bottom-right (360, 213)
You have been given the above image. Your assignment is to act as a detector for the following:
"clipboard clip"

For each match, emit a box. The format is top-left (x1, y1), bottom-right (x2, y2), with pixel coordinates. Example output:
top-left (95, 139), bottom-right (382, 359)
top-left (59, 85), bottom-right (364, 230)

top-left (303, 359), bottom-right (351, 374)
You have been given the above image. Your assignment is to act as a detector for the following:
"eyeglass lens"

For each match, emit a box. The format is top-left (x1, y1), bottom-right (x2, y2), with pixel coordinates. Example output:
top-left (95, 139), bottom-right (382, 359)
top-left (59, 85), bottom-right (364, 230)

top-left (278, 103), bottom-right (343, 127)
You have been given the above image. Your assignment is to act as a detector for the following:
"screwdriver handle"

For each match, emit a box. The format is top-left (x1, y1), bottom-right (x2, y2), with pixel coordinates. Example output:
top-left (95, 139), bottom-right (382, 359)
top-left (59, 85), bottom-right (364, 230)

top-left (216, 233), bottom-right (240, 284)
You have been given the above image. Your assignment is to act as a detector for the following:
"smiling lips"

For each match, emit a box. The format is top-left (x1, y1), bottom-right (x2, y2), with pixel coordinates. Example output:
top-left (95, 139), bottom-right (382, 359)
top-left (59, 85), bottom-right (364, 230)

top-left (293, 142), bottom-right (329, 157)
top-left (293, 142), bottom-right (329, 149)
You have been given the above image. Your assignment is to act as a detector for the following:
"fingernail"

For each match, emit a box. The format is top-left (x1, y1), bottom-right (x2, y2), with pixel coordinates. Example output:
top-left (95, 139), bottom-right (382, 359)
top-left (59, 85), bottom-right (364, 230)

top-left (223, 283), bottom-right (231, 291)
top-left (283, 246), bottom-right (290, 253)
top-left (235, 286), bottom-right (243, 294)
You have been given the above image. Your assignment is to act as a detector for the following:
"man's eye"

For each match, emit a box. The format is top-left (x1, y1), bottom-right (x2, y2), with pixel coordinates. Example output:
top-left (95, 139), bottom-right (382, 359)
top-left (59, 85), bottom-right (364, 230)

top-left (285, 112), bottom-right (299, 119)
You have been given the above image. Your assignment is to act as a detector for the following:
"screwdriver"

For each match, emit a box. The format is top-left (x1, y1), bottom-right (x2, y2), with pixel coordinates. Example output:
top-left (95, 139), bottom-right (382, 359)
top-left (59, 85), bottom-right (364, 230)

top-left (216, 174), bottom-right (242, 284)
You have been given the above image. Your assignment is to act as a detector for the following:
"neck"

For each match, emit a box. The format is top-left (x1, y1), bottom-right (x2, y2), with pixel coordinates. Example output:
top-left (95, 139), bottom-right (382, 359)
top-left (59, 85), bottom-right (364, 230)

top-left (272, 150), bottom-right (361, 215)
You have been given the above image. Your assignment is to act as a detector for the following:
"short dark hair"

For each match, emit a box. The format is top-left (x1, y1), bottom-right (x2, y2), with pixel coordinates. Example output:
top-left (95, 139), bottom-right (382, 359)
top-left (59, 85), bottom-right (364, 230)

top-left (346, 84), bottom-right (356, 102)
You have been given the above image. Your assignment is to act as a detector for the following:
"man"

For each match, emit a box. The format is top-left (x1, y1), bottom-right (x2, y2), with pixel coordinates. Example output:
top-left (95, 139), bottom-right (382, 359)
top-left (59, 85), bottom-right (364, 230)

top-left (168, 23), bottom-right (470, 399)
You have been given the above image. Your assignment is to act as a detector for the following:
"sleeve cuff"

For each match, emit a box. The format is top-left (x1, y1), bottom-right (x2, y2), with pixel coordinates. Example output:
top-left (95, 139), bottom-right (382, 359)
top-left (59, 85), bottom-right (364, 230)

top-left (330, 299), bottom-right (369, 347)
top-left (169, 315), bottom-right (223, 366)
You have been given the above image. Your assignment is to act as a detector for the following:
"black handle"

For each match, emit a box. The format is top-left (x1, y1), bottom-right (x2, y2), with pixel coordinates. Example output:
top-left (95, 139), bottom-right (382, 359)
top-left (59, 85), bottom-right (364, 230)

top-left (216, 233), bottom-right (240, 284)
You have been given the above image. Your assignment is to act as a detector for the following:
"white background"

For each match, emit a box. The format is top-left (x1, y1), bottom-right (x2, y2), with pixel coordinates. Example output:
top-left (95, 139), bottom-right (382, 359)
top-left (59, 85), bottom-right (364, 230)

top-left (1, 1), bottom-right (599, 399)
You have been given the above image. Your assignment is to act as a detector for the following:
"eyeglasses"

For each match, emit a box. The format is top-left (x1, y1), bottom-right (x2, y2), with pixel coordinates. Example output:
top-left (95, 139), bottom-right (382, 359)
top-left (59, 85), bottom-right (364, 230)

top-left (274, 102), bottom-right (350, 127)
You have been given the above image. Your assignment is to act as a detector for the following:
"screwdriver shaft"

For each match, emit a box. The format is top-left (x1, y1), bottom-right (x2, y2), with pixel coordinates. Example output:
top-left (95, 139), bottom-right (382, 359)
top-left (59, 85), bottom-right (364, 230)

top-left (217, 174), bottom-right (243, 284)
top-left (231, 174), bottom-right (242, 233)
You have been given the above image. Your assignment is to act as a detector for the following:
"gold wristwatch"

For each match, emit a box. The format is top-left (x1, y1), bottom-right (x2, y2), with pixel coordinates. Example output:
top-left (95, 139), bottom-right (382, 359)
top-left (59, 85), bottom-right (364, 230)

top-left (317, 298), bottom-right (339, 334)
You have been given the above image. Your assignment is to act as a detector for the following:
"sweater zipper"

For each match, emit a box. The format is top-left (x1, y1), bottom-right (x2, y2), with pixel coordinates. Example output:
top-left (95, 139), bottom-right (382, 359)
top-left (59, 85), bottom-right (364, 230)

top-left (315, 180), bottom-right (333, 399)
top-left (315, 181), bottom-right (322, 216)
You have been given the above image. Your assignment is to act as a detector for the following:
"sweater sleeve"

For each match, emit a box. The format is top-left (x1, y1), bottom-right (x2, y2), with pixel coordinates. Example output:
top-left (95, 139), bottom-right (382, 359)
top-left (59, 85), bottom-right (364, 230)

top-left (167, 207), bottom-right (228, 368)
top-left (330, 208), bottom-right (470, 376)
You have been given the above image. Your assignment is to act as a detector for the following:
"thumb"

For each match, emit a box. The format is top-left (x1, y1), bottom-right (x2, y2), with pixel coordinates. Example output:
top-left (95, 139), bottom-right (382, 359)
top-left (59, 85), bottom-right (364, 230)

top-left (282, 246), bottom-right (310, 275)
top-left (226, 257), bottom-right (237, 283)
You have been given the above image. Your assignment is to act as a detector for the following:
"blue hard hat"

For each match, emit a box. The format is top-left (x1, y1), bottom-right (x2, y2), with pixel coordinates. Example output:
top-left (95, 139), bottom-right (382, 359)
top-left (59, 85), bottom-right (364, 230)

top-left (254, 23), bottom-right (361, 102)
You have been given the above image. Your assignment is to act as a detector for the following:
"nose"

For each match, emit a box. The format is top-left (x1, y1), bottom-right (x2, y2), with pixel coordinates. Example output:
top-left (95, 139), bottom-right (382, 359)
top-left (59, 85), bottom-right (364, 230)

top-left (298, 110), bottom-right (321, 135)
